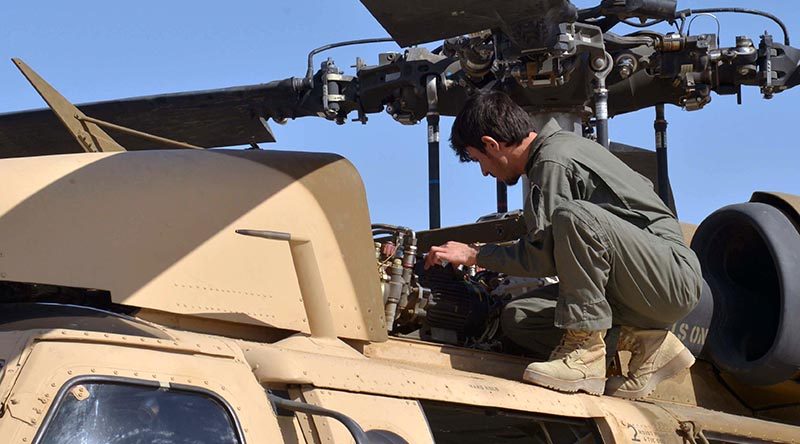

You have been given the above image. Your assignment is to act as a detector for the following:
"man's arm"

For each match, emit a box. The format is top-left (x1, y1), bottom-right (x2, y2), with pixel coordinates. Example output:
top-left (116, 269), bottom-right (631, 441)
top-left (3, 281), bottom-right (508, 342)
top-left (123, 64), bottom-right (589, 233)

top-left (475, 160), bottom-right (575, 277)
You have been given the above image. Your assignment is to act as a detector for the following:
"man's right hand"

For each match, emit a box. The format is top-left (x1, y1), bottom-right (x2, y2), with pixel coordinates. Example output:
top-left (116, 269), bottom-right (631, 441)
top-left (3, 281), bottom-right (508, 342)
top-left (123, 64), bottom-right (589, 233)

top-left (424, 241), bottom-right (479, 270)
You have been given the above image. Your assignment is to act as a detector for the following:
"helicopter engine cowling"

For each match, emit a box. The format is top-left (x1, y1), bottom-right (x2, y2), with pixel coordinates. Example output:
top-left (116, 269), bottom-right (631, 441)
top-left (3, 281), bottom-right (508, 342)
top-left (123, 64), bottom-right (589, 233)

top-left (691, 193), bottom-right (800, 386)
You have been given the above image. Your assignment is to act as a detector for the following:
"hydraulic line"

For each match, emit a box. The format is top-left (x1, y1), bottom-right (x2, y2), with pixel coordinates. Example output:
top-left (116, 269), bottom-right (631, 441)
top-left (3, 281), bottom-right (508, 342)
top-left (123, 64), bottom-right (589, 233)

top-left (679, 8), bottom-right (790, 45)
top-left (303, 37), bottom-right (395, 88)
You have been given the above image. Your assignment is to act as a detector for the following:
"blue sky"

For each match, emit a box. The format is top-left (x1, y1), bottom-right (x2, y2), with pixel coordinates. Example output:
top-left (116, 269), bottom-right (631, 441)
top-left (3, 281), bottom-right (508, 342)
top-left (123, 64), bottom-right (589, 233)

top-left (1, 1), bottom-right (798, 229)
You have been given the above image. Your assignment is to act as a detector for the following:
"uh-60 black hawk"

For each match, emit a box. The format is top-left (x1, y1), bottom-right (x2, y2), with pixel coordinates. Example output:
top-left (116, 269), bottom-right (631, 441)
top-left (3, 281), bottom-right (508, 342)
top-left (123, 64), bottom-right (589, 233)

top-left (0, 0), bottom-right (799, 443)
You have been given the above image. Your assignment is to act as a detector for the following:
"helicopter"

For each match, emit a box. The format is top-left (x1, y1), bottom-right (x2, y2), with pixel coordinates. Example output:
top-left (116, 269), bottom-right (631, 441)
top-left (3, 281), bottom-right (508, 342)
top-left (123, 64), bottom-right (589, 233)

top-left (0, 0), bottom-right (799, 443)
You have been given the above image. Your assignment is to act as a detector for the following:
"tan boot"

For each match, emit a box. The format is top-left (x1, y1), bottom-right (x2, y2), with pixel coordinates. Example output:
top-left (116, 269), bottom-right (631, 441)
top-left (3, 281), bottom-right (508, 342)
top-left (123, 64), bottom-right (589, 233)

top-left (522, 330), bottom-right (606, 395)
top-left (605, 327), bottom-right (695, 399)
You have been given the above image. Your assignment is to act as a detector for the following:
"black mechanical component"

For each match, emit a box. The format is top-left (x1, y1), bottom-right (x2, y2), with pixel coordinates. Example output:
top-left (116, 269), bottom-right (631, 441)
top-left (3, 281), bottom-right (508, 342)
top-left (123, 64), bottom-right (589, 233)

top-left (442, 33), bottom-right (494, 83)
top-left (6, 4), bottom-right (800, 163)
top-left (496, 181), bottom-right (508, 214)
top-left (653, 103), bottom-right (670, 207)
top-left (580, 0), bottom-right (678, 29)
top-left (374, 224), bottom-right (504, 347)
top-left (302, 37), bottom-right (395, 89)
top-left (360, 0), bottom-right (577, 48)
top-left (692, 200), bottom-right (800, 386)
top-left (426, 76), bottom-right (441, 229)
top-left (415, 265), bottom-right (503, 347)
top-left (416, 211), bottom-right (526, 252)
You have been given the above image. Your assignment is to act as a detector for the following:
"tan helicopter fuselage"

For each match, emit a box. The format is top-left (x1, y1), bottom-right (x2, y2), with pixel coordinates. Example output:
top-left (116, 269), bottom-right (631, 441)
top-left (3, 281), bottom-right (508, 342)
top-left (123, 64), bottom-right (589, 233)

top-left (0, 149), bottom-right (797, 443)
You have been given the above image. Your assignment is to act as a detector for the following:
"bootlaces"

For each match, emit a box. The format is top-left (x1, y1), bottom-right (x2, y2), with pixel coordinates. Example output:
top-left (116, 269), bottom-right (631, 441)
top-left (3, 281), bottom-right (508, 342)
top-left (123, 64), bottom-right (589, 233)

top-left (550, 330), bottom-right (593, 360)
top-left (618, 329), bottom-right (646, 373)
top-left (618, 330), bottom-right (642, 354)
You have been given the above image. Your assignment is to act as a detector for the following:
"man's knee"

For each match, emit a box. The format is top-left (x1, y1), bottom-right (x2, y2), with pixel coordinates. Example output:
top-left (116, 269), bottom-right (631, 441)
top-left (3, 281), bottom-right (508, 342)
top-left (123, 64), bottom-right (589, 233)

top-left (500, 295), bottom-right (561, 357)
top-left (500, 299), bottom-right (526, 338)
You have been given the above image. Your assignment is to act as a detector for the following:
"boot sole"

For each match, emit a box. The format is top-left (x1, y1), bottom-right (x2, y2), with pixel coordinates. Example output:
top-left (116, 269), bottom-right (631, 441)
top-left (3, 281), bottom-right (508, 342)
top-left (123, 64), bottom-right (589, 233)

top-left (607, 348), bottom-right (695, 400)
top-left (522, 369), bottom-right (605, 396)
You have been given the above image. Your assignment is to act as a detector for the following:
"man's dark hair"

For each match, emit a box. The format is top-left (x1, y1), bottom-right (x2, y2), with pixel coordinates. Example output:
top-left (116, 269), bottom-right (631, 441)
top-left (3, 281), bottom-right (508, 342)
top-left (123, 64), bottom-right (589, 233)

top-left (450, 91), bottom-right (534, 162)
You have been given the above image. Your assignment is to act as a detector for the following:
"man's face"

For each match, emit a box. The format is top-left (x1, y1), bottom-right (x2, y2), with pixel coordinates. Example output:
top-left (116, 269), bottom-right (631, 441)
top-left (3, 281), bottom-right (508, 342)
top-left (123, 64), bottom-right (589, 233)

top-left (466, 145), bottom-right (521, 186)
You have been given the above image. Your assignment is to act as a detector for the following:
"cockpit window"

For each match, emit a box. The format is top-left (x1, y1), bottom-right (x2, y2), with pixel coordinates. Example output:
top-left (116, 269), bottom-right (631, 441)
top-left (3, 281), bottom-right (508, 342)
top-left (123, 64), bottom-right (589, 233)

top-left (36, 380), bottom-right (241, 444)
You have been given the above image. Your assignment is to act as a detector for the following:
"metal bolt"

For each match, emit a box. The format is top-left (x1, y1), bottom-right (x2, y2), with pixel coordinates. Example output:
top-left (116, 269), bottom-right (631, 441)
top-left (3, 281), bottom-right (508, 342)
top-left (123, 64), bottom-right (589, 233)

top-left (591, 57), bottom-right (607, 71)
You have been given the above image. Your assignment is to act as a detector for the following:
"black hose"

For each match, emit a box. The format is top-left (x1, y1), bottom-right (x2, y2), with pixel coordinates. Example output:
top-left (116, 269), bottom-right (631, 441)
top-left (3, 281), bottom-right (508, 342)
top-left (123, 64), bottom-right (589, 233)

top-left (268, 394), bottom-right (372, 444)
top-left (679, 8), bottom-right (790, 45)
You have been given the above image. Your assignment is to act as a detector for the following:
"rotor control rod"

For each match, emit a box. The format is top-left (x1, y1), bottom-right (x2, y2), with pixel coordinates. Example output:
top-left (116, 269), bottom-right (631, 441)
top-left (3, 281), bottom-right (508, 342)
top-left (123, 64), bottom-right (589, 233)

top-left (426, 75), bottom-right (441, 229)
top-left (593, 53), bottom-right (613, 149)
top-left (654, 104), bottom-right (671, 207)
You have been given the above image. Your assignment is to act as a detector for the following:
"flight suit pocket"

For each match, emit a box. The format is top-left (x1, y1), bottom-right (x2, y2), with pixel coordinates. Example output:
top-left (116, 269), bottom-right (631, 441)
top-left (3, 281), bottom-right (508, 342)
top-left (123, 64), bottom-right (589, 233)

top-left (526, 183), bottom-right (542, 233)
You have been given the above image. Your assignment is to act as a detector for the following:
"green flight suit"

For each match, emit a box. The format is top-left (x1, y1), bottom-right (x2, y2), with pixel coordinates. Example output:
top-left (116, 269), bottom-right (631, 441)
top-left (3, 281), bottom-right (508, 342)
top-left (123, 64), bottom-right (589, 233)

top-left (477, 120), bottom-right (702, 358)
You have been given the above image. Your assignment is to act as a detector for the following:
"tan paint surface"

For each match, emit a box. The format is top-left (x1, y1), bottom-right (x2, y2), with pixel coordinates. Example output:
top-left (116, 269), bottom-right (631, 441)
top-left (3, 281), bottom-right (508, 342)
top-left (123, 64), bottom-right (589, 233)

top-left (0, 321), bottom-right (797, 443)
top-left (302, 387), bottom-right (435, 444)
top-left (0, 149), bottom-right (385, 341)
top-left (362, 337), bottom-right (529, 381)
top-left (244, 338), bottom-right (595, 419)
top-left (751, 190), bottom-right (800, 225)
top-left (593, 397), bottom-right (685, 444)
top-left (0, 332), bottom-right (282, 443)
top-left (679, 222), bottom-right (697, 245)
top-left (660, 401), bottom-right (800, 443)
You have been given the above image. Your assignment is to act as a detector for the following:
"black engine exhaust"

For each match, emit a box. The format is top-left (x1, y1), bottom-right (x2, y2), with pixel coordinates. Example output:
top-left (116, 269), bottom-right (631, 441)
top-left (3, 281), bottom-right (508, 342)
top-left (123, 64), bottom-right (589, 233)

top-left (691, 192), bottom-right (800, 386)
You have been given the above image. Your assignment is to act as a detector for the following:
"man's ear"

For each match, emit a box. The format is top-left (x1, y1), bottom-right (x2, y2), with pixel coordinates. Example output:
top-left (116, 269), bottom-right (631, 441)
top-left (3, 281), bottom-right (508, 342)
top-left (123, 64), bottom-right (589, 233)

top-left (480, 136), bottom-right (501, 157)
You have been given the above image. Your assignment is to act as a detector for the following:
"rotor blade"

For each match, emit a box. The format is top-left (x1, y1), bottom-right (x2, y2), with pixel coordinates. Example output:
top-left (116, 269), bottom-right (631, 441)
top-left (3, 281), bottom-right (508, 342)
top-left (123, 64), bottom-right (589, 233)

top-left (360, 0), bottom-right (576, 47)
top-left (0, 83), bottom-right (296, 158)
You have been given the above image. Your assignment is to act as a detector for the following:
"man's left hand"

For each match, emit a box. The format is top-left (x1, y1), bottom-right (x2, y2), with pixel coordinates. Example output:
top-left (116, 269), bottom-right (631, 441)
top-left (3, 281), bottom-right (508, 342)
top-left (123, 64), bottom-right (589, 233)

top-left (424, 241), bottom-right (479, 270)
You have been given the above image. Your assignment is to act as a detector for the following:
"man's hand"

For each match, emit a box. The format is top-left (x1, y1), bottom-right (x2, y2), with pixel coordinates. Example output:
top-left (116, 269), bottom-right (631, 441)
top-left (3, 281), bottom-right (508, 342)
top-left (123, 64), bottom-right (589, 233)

top-left (424, 241), bottom-right (479, 270)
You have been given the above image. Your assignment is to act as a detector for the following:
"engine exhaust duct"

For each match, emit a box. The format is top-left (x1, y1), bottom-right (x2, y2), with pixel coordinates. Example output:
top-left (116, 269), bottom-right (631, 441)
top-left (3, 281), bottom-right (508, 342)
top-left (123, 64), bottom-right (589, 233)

top-left (691, 192), bottom-right (800, 386)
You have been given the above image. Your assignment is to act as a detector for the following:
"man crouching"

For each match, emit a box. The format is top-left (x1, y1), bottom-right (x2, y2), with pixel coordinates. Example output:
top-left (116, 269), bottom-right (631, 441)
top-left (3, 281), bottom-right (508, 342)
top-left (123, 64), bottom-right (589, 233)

top-left (425, 92), bottom-right (702, 398)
